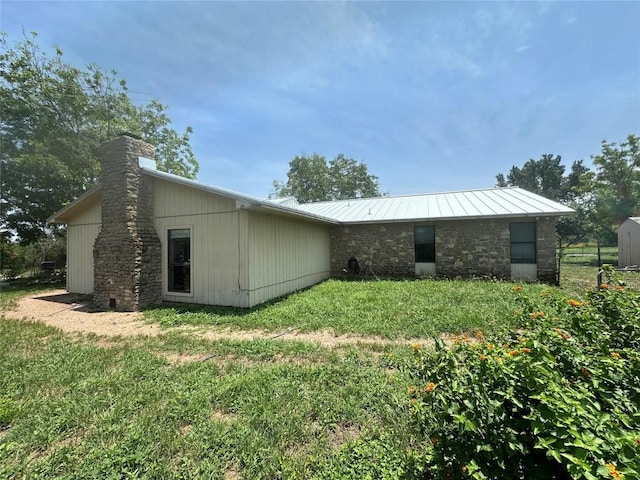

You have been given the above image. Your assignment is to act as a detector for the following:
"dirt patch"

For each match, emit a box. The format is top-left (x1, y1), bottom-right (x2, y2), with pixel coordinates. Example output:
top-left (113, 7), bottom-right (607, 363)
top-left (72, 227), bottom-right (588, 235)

top-left (3, 289), bottom-right (160, 337)
top-left (327, 423), bottom-right (361, 450)
top-left (3, 290), bottom-right (445, 348)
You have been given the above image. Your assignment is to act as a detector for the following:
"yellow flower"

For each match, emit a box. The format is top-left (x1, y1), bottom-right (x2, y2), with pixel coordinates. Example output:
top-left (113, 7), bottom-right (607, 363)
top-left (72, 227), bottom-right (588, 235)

top-left (408, 385), bottom-right (416, 395)
top-left (479, 354), bottom-right (488, 361)
top-left (509, 350), bottom-right (518, 357)
top-left (426, 382), bottom-right (436, 393)
top-left (512, 285), bottom-right (522, 293)
top-left (615, 285), bottom-right (624, 291)
top-left (600, 283), bottom-right (609, 289)
top-left (412, 343), bottom-right (420, 352)
top-left (521, 347), bottom-right (531, 354)
top-left (607, 463), bottom-right (623, 480)
top-left (476, 331), bottom-right (483, 339)
top-left (610, 352), bottom-right (620, 359)
top-left (568, 299), bottom-right (583, 307)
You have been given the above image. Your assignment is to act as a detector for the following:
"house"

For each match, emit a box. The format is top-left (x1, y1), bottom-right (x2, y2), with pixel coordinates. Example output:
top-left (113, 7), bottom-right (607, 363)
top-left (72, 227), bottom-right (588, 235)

top-left (49, 134), bottom-right (574, 310)
top-left (618, 217), bottom-right (640, 268)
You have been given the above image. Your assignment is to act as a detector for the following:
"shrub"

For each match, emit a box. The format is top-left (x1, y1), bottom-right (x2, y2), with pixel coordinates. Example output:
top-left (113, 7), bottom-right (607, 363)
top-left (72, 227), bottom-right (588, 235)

top-left (407, 271), bottom-right (640, 479)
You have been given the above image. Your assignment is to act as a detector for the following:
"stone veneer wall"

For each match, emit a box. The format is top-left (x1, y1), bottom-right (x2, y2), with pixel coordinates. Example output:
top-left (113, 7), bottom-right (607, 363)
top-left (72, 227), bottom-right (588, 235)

top-left (535, 217), bottom-right (558, 283)
top-left (329, 217), bottom-right (558, 282)
top-left (330, 223), bottom-right (415, 278)
top-left (93, 134), bottom-right (162, 311)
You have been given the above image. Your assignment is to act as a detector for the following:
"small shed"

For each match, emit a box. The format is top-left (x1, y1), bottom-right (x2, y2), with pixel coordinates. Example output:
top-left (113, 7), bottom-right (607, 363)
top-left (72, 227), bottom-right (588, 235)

top-left (618, 217), bottom-right (640, 268)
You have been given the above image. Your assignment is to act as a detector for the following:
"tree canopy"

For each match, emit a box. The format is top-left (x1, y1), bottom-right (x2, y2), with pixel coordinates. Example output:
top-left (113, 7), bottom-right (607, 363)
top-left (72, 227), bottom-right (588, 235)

top-left (0, 32), bottom-right (198, 244)
top-left (272, 153), bottom-right (382, 203)
top-left (495, 134), bottom-right (639, 248)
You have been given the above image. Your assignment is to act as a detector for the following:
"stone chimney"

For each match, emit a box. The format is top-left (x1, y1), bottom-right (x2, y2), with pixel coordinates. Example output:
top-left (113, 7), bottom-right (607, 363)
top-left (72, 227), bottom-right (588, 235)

top-left (93, 133), bottom-right (162, 311)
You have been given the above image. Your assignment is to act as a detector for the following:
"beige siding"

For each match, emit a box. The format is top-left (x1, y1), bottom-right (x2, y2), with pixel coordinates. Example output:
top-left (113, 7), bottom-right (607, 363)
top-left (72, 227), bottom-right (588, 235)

top-left (153, 178), bottom-right (250, 307)
top-left (66, 200), bottom-right (101, 294)
top-left (618, 219), bottom-right (640, 268)
top-left (247, 211), bottom-right (330, 307)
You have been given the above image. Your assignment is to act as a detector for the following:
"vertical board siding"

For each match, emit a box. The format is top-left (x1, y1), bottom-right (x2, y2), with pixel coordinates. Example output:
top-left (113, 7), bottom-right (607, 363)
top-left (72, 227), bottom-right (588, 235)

top-left (153, 178), bottom-right (249, 307)
top-left (618, 219), bottom-right (640, 268)
top-left (247, 211), bottom-right (330, 307)
top-left (66, 200), bottom-right (101, 294)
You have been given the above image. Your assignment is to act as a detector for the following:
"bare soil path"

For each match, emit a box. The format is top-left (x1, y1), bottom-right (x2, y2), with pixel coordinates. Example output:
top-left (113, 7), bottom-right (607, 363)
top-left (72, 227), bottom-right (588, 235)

top-left (2, 289), bottom-right (434, 348)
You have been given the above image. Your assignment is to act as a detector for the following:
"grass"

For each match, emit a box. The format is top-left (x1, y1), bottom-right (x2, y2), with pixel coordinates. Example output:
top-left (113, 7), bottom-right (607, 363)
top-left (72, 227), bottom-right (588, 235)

top-left (144, 279), bottom-right (551, 339)
top-left (0, 318), bottom-right (412, 479)
top-left (560, 245), bottom-right (617, 267)
top-left (1, 260), bottom-right (638, 478)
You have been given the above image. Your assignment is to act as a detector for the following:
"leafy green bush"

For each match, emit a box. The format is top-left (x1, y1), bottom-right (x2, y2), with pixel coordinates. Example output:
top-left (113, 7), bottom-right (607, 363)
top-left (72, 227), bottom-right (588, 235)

top-left (407, 270), bottom-right (640, 479)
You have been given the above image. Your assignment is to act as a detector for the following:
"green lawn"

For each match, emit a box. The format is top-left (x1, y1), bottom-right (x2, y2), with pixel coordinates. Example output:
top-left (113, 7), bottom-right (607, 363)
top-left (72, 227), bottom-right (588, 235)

top-left (1, 264), bottom-right (638, 479)
top-left (144, 279), bottom-right (551, 339)
top-left (560, 245), bottom-right (617, 267)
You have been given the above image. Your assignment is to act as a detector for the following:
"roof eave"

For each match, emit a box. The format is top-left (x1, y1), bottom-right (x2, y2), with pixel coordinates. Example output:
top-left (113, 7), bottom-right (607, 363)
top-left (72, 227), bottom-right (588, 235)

top-left (47, 186), bottom-right (102, 224)
top-left (337, 210), bottom-right (575, 225)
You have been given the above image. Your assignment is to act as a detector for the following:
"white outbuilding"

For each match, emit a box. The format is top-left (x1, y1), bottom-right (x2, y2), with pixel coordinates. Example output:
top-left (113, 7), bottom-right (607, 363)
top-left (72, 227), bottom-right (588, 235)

top-left (618, 217), bottom-right (640, 268)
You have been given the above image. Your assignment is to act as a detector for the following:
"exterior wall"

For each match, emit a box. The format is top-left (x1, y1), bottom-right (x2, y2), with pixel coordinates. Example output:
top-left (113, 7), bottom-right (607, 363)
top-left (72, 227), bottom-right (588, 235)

top-left (330, 223), bottom-right (414, 278)
top-left (247, 211), bottom-right (331, 307)
top-left (435, 219), bottom-right (511, 279)
top-left (152, 178), bottom-right (250, 307)
top-left (66, 199), bottom-right (101, 294)
top-left (618, 219), bottom-right (640, 268)
top-left (535, 217), bottom-right (557, 283)
top-left (330, 217), bottom-right (558, 282)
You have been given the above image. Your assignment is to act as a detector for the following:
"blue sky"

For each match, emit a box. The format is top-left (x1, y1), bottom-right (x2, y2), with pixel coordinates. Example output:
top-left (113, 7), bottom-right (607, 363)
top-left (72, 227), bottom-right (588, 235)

top-left (2, 1), bottom-right (639, 199)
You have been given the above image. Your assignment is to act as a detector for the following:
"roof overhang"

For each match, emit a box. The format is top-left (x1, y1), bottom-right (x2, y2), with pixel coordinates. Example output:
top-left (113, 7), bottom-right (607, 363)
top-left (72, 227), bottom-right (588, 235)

top-left (337, 211), bottom-right (574, 225)
top-left (47, 187), bottom-right (101, 224)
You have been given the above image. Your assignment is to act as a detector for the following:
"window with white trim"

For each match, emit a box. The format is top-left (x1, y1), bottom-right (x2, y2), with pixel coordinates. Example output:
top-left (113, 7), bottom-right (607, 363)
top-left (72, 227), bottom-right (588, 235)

top-left (168, 228), bottom-right (191, 293)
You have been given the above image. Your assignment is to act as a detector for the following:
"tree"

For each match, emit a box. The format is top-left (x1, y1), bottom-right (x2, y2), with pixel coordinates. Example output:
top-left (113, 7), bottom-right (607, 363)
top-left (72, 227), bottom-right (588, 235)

top-left (496, 155), bottom-right (592, 248)
top-left (272, 153), bottom-right (382, 203)
top-left (591, 134), bottom-right (640, 224)
top-left (0, 32), bottom-right (199, 244)
top-left (495, 154), bottom-right (578, 202)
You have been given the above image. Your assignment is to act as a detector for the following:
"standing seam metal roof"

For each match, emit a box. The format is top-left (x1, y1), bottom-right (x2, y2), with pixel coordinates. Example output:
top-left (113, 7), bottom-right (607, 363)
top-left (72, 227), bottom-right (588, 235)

top-left (291, 187), bottom-right (574, 223)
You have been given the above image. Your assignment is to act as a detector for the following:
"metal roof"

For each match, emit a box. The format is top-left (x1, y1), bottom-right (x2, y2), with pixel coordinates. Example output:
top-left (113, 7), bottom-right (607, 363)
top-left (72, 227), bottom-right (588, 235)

top-left (292, 187), bottom-right (575, 224)
top-left (49, 161), bottom-right (574, 226)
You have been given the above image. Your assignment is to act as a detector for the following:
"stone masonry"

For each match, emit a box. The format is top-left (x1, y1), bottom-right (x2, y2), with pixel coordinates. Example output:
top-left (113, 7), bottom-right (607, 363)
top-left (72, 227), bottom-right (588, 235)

top-left (330, 217), bottom-right (558, 283)
top-left (93, 134), bottom-right (162, 311)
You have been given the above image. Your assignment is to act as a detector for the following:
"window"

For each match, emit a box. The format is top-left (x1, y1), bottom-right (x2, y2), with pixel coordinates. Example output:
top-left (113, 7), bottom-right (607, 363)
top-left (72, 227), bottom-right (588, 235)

top-left (510, 222), bottom-right (536, 264)
top-left (415, 226), bottom-right (435, 263)
top-left (168, 228), bottom-right (191, 293)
